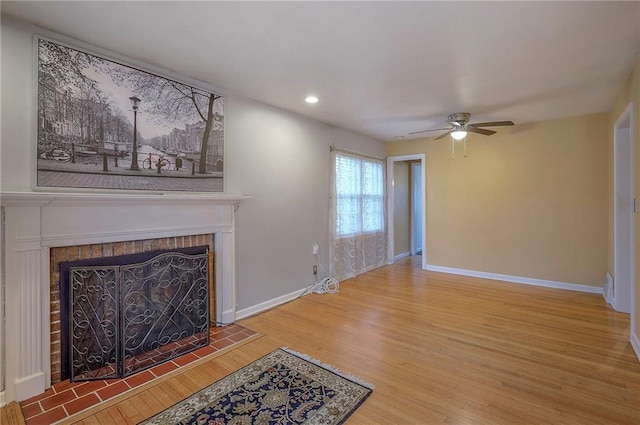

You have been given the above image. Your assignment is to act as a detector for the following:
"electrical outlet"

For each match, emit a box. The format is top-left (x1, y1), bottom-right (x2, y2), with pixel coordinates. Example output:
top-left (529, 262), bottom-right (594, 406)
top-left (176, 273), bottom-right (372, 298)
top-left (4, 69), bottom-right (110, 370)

top-left (313, 265), bottom-right (318, 276)
top-left (312, 243), bottom-right (319, 255)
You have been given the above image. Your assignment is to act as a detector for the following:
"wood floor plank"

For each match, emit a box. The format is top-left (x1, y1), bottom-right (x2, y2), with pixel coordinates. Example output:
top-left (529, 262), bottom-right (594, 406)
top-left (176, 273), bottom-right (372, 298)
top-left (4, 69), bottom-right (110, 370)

top-left (0, 402), bottom-right (25, 425)
top-left (110, 399), bottom-right (144, 424)
top-left (93, 406), bottom-right (125, 425)
top-left (2, 256), bottom-right (639, 424)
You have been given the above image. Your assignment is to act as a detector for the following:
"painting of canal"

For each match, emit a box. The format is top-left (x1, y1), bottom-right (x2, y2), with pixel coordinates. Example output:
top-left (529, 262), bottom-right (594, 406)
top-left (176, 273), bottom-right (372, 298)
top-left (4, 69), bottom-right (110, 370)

top-left (36, 37), bottom-right (224, 192)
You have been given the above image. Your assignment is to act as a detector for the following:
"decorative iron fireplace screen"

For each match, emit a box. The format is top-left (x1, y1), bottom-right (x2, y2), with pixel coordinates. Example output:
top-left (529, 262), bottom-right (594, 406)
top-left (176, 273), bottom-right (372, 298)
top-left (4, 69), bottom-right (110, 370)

top-left (61, 247), bottom-right (210, 382)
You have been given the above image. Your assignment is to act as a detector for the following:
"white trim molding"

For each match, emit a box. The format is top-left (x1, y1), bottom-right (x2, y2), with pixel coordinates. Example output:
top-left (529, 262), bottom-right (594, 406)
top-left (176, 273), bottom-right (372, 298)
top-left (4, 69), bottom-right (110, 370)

top-left (394, 251), bottom-right (411, 261)
top-left (236, 288), bottom-right (307, 320)
top-left (613, 101), bottom-right (636, 315)
top-left (426, 265), bottom-right (604, 294)
top-left (386, 154), bottom-right (427, 271)
top-left (631, 331), bottom-right (640, 363)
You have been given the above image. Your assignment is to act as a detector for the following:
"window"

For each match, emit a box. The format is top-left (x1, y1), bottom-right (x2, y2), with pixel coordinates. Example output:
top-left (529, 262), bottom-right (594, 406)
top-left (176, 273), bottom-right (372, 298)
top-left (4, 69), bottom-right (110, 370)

top-left (334, 153), bottom-right (385, 236)
top-left (330, 149), bottom-right (386, 280)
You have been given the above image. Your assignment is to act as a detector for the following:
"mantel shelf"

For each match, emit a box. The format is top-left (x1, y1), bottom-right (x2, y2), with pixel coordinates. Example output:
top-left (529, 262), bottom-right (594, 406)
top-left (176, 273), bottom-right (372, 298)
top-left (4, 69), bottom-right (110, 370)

top-left (0, 191), bottom-right (252, 207)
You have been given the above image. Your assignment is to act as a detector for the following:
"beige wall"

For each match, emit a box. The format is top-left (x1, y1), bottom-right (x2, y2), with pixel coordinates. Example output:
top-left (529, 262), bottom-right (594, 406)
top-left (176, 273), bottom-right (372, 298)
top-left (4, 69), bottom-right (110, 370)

top-left (393, 162), bottom-right (411, 257)
top-left (387, 113), bottom-right (609, 286)
top-left (608, 56), bottom-right (640, 339)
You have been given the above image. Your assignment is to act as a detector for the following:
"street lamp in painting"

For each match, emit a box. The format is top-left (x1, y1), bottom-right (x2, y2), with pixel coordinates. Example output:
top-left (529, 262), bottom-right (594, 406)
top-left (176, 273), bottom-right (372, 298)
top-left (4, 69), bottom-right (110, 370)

top-left (129, 95), bottom-right (141, 171)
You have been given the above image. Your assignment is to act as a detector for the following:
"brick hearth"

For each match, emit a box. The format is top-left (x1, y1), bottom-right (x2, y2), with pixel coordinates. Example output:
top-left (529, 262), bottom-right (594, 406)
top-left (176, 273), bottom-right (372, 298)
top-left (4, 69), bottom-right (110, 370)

top-left (20, 324), bottom-right (257, 424)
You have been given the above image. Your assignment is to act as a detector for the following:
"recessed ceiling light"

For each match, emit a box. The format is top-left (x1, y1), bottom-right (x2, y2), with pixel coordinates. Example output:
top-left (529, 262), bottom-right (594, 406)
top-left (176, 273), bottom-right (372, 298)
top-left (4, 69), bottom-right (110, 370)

top-left (395, 136), bottom-right (405, 140)
top-left (305, 95), bottom-right (319, 104)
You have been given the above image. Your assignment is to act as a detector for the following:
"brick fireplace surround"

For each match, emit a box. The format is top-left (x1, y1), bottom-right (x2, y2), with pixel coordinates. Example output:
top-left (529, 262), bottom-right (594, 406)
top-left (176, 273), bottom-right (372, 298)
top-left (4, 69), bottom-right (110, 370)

top-left (1, 191), bottom-right (249, 405)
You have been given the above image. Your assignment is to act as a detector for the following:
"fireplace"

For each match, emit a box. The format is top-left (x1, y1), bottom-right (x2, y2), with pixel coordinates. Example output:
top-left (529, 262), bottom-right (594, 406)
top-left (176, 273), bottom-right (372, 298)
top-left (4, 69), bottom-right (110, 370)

top-left (49, 236), bottom-right (215, 385)
top-left (1, 191), bottom-right (249, 403)
top-left (60, 246), bottom-right (210, 382)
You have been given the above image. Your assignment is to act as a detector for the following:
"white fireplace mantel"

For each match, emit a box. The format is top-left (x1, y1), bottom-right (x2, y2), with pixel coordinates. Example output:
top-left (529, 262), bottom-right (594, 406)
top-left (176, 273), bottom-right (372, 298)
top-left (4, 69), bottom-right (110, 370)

top-left (0, 191), bottom-right (250, 404)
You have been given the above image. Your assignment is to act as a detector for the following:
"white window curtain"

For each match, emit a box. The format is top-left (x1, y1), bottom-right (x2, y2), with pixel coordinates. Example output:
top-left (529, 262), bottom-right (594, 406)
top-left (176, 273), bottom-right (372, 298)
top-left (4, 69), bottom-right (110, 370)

top-left (329, 148), bottom-right (387, 281)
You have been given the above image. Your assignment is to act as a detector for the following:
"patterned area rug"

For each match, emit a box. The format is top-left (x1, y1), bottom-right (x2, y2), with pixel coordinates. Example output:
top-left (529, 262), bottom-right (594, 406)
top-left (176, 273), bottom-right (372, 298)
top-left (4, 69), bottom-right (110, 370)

top-left (139, 348), bottom-right (373, 425)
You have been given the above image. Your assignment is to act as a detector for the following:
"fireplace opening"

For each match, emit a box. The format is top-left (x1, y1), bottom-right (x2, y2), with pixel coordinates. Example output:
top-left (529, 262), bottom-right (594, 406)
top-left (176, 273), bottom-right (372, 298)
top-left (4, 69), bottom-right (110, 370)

top-left (59, 246), bottom-right (210, 382)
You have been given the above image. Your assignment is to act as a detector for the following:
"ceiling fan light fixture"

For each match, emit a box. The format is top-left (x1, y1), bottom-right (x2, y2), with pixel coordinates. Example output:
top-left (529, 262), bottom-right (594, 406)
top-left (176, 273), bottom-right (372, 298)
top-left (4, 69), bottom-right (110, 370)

top-left (451, 130), bottom-right (467, 140)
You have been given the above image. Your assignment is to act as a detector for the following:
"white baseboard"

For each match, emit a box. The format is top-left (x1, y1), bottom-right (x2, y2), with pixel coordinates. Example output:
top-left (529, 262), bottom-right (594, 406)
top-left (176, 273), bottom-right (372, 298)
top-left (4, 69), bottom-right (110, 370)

top-left (0, 391), bottom-right (5, 408)
top-left (394, 251), bottom-right (411, 261)
top-left (218, 309), bottom-right (235, 325)
top-left (236, 288), bottom-right (307, 320)
top-left (631, 331), bottom-right (640, 363)
top-left (15, 371), bottom-right (46, 402)
top-left (425, 265), bottom-right (604, 294)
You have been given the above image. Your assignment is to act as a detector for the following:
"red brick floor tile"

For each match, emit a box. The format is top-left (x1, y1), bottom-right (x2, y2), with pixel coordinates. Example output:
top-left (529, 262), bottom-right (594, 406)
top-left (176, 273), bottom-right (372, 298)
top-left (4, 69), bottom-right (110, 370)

top-left (193, 345), bottom-right (216, 358)
top-left (124, 370), bottom-right (155, 389)
top-left (26, 406), bottom-right (66, 425)
top-left (215, 329), bottom-right (234, 338)
top-left (20, 402), bottom-right (43, 420)
top-left (40, 389), bottom-right (76, 411)
top-left (97, 381), bottom-right (130, 402)
top-left (225, 324), bottom-right (243, 333)
top-left (228, 332), bottom-right (249, 343)
top-left (52, 379), bottom-right (75, 394)
top-left (172, 352), bottom-right (198, 367)
top-left (150, 361), bottom-right (179, 377)
top-left (73, 380), bottom-right (108, 397)
top-left (64, 393), bottom-right (101, 416)
top-left (212, 338), bottom-right (234, 350)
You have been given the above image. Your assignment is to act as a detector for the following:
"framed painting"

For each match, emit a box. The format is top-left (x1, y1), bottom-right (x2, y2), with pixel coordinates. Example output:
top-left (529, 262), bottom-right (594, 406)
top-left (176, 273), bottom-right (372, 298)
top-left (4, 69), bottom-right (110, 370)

top-left (35, 36), bottom-right (224, 192)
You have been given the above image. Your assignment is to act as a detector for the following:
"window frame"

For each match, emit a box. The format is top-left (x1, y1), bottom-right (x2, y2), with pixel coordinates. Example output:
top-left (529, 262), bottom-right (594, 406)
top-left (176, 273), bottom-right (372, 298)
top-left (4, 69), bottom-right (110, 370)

top-left (334, 152), bottom-right (385, 237)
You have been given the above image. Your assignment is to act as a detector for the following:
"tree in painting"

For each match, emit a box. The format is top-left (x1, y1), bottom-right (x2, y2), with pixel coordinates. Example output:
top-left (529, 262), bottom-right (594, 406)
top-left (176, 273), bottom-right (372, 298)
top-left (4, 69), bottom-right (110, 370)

top-left (38, 40), bottom-right (137, 156)
top-left (107, 69), bottom-right (223, 174)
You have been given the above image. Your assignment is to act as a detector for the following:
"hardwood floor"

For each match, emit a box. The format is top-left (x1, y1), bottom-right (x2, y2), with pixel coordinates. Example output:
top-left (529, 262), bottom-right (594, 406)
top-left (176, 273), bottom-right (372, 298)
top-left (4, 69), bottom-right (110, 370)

top-left (3, 255), bottom-right (640, 424)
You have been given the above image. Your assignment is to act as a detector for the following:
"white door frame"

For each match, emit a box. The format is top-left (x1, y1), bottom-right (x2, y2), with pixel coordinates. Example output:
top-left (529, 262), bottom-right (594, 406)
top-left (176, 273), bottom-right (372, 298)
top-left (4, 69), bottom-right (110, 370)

top-left (613, 102), bottom-right (635, 325)
top-left (387, 154), bottom-right (427, 270)
top-left (411, 162), bottom-right (423, 255)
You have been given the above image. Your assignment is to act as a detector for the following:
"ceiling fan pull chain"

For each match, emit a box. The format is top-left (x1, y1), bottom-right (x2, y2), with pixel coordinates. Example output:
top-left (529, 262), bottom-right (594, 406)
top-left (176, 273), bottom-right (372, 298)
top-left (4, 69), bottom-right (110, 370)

top-left (464, 136), bottom-right (467, 158)
top-left (451, 137), bottom-right (455, 160)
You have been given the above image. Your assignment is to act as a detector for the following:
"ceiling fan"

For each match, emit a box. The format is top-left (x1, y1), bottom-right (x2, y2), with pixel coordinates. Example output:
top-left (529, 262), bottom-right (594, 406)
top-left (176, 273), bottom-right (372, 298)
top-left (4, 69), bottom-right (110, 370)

top-left (409, 112), bottom-right (514, 140)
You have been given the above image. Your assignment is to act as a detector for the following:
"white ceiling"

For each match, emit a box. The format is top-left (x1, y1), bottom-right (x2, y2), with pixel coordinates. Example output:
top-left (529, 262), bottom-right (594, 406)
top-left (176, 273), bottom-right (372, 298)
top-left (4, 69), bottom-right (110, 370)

top-left (2, 1), bottom-right (639, 142)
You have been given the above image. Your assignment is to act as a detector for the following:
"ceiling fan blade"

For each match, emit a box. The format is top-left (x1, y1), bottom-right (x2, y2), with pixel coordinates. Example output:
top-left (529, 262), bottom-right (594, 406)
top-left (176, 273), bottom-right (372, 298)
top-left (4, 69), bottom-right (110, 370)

top-left (408, 127), bottom-right (452, 135)
top-left (469, 121), bottom-right (514, 128)
top-left (435, 130), bottom-right (453, 140)
top-left (467, 127), bottom-right (496, 136)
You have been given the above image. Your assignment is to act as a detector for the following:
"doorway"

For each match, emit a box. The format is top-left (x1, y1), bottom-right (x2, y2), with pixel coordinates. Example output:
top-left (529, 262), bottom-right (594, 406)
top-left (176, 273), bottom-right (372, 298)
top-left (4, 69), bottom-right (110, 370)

top-left (387, 154), bottom-right (427, 270)
top-left (411, 162), bottom-right (423, 255)
top-left (613, 102), bottom-right (635, 319)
